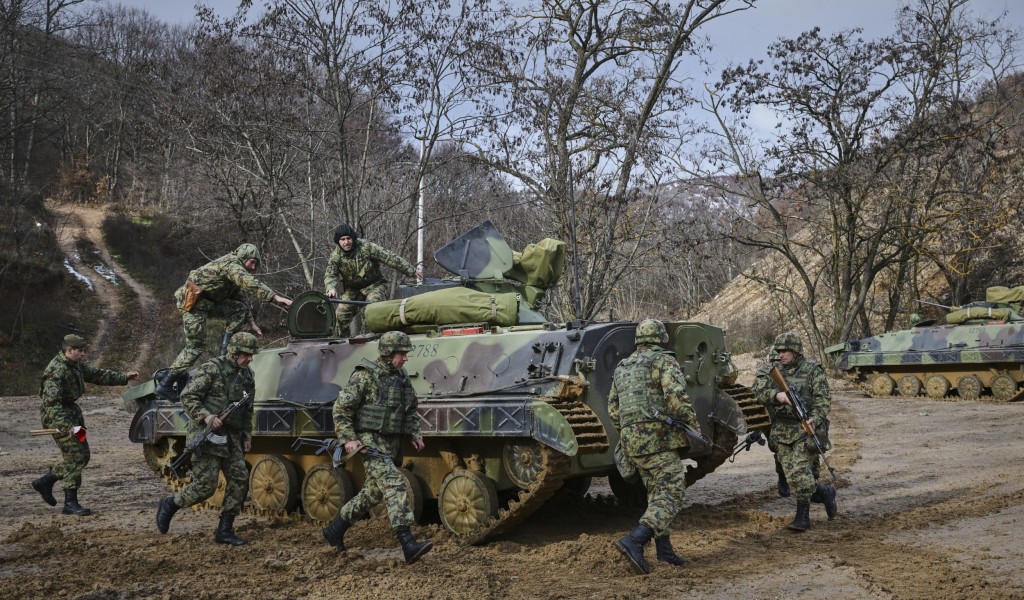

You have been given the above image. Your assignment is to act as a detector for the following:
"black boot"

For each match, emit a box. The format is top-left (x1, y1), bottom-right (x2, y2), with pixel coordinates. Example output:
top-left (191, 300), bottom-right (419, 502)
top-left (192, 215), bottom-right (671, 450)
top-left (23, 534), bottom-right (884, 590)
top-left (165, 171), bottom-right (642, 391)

top-left (156, 496), bottom-right (180, 534)
top-left (812, 483), bottom-right (838, 520)
top-left (615, 523), bottom-right (654, 574)
top-left (321, 517), bottom-right (351, 552)
top-left (776, 463), bottom-right (791, 498)
top-left (214, 514), bottom-right (248, 546)
top-left (787, 500), bottom-right (811, 532)
top-left (654, 535), bottom-right (685, 566)
top-left (395, 525), bottom-right (432, 565)
top-left (62, 488), bottom-right (92, 516)
top-left (32, 471), bottom-right (59, 507)
top-left (154, 369), bottom-right (180, 399)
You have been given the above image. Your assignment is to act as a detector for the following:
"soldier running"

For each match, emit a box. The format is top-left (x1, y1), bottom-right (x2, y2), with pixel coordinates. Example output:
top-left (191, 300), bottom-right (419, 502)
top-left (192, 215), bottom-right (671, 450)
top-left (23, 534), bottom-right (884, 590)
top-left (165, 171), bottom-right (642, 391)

top-left (320, 330), bottom-right (432, 564)
top-left (752, 331), bottom-right (838, 531)
top-left (609, 319), bottom-right (698, 574)
top-left (32, 334), bottom-right (139, 516)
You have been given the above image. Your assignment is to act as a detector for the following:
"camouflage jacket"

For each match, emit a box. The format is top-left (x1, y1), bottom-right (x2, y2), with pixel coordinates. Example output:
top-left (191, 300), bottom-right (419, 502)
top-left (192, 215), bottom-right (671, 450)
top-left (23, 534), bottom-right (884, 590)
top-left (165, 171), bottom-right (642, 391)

top-left (175, 252), bottom-right (277, 317)
top-left (179, 355), bottom-right (256, 450)
top-left (324, 239), bottom-right (415, 293)
top-left (39, 352), bottom-right (129, 430)
top-left (608, 345), bottom-right (698, 457)
top-left (753, 355), bottom-right (831, 445)
top-left (333, 357), bottom-right (422, 458)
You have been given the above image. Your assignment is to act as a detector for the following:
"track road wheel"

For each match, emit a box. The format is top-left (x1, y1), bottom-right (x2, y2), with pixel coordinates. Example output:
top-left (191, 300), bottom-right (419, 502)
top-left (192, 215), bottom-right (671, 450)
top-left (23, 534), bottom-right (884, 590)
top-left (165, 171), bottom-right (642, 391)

top-left (142, 437), bottom-right (185, 475)
top-left (897, 375), bottom-right (922, 398)
top-left (957, 375), bottom-right (982, 401)
top-left (438, 470), bottom-right (499, 535)
top-left (870, 374), bottom-right (896, 397)
top-left (503, 441), bottom-right (544, 489)
top-left (206, 471), bottom-right (229, 509)
top-left (990, 375), bottom-right (1018, 401)
top-left (925, 375), bottom-right (950, 399)
top-left (370, 467), bottom-right (425, 523)
top-left (300, 464), bottom-right (354, 522)
top-left (249, 455), bottom-right (299, 513)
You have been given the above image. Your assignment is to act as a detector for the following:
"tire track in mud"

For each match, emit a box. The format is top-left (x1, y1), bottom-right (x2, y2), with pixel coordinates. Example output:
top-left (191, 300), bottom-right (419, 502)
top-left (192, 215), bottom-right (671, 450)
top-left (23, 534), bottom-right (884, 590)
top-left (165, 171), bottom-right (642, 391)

top-left (48, 201), bottom-right (156, 372)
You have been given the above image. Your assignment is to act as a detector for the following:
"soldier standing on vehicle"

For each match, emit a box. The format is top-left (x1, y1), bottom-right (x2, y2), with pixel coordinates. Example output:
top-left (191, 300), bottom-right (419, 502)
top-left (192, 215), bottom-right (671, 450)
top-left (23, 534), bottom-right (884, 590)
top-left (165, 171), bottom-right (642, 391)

top-left (752, 331), bottom-right (838, 531)
top-left (32, 334), bottom-right (139, 516)
top-left (608, 319), bottom-right (698, 574)
top-left (156, 243), bottom-right (291, 395)
top-left (324, 224), bottom-right (418, 336)
top-left (320, 330), bottom-right (433, 564)
top-left (155, 332), bottom-right (259, 546)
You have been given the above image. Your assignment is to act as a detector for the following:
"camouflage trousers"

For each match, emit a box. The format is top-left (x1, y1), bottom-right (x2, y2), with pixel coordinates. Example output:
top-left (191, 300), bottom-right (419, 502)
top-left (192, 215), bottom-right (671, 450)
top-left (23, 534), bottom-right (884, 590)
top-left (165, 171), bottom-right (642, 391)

top-left (170, 300), bottom-right (249, 372)
top-left (50, 433), bottom-right (90, 490)
top-left (174, 442), bottom-right (249, 516)
top-left (775, 438), bottom-right (819, 500)
top-left (334, 282), bottom-right (387, 337)
top-left (633, 449), bottom-right (687, 537)
top-left (339, 452), bottom-right (412, 529)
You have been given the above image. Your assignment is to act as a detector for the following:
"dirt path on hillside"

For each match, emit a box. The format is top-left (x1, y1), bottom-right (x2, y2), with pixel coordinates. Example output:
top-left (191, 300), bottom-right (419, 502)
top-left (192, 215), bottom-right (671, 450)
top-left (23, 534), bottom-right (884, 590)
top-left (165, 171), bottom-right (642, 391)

top-left (2, 381), bottom-right (1023, 599)
top-left (48, 201), bottom-right (157, 371)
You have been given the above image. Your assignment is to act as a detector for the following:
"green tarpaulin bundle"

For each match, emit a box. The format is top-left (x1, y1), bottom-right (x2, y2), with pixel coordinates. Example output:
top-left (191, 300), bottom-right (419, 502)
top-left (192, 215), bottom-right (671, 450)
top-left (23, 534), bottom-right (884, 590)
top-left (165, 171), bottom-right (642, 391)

top-left (986, 286), bottom-right (1024, 303)
top-left (946, 306), bottom-right (1017, 324)
top-left (365, 287), bottom-right (519, 333)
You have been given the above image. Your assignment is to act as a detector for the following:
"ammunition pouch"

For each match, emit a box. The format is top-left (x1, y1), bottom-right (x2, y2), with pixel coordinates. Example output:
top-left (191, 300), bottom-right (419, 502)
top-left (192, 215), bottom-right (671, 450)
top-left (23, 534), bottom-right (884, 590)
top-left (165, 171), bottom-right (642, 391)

top-left (182, 280), bottom-right (203, 312)
top-left (804, 418), bottom-right (831, 454)
top-left (614, 440), bottom-right (640, 484)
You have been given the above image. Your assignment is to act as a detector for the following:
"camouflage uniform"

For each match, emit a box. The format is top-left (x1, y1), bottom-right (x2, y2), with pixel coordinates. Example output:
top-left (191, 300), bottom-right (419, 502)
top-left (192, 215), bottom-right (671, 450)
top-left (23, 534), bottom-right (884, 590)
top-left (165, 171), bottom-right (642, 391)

top-left (753, 331), bottom-right (836, 530)
top-left (172, 354), bottom-right (256, 515)
top-left (39, 347), bottom-right (130, 490)
top-left (324, 239), bottom-right (415, 334)
top-left (609, 319), bottom-right (698, 573)
top-left (169, 244), bottom-right (278, 373)
top-left (332, 357), bottom-right (422, 528)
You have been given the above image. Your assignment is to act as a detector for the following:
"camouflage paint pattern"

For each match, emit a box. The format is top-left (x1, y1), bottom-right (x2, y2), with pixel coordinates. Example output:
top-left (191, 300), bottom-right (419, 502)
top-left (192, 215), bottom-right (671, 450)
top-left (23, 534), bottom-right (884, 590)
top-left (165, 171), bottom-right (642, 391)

top-left (40, 351), bottom-right (130, 489)
top-left (826, 319), bottom-right (1024, 398)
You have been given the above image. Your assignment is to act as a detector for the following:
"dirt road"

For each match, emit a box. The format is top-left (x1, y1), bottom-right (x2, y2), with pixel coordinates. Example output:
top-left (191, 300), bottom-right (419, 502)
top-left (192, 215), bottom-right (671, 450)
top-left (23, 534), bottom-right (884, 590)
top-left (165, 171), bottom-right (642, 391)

top-left (2, 386), bottom-right (1022, 600)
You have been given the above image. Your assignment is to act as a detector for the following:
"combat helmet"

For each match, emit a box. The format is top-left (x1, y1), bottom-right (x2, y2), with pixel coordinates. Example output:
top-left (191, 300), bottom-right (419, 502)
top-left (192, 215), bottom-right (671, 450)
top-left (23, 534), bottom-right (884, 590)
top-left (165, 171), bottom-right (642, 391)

top-left (635, 319), bottom-right (669, 345)
top-left (379, 330), bottom-right (414, 357)
top-left (227, 332), bottom-right (260, 355)
top-left (234, 243), bottom-right (263, 264)
top-left (772, 331), bottom-right (803, 355)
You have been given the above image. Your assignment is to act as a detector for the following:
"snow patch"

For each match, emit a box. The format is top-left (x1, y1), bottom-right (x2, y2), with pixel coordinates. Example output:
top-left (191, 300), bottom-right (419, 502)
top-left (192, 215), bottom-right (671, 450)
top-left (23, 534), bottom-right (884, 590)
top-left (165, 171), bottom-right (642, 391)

top-left (63, 259), bottom-right (94, 291)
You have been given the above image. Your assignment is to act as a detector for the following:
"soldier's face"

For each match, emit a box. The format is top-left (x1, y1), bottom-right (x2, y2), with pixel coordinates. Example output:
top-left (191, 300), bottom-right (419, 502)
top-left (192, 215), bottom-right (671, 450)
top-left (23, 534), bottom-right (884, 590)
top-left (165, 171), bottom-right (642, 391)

top-left (243, 258), bottom-right (258, 272)
top-left (64, 347), bottom-right (85, 362)
top-left (339, 236), bottom-right (354, 251)
top-left (390, 351), bottom-right (409, 369)
top-left (235, 352), bottom-right (254, 367)
top-left (778, 349), bottom-right (798, 364)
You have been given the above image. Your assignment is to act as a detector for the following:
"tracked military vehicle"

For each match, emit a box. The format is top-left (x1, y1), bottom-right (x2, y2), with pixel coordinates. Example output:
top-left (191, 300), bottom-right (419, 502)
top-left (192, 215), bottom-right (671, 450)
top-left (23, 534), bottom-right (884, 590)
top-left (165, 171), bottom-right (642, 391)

top-left (125, 221), bottom-right (768, 542)
top-left (826, 286), bottom-right (1024, 402)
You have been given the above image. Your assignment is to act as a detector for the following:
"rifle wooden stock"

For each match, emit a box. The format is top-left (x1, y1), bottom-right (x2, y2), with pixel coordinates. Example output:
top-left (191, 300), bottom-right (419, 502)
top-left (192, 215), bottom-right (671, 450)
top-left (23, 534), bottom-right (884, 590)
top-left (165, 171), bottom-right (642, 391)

top-left (30, 428), bottom-right (61, 435)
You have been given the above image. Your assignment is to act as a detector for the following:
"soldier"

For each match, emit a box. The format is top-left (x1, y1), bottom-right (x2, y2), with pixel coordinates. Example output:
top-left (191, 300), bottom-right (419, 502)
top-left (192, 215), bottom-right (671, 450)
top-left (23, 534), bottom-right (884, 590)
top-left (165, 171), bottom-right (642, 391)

top-left (608, 319), bottom-right (699, 574)
top-left (32, 334), bottom-right (139, 516)
top-left (752, 331), bottom-right (838, 531)
top-left (320, 330), bottom-right (433, 564)
top-left (324, 224), bottom-right (417, 336)
top-left (157, 243), bottom-right (291, 394)
top-left (155, 332), bottom-right (259, 546)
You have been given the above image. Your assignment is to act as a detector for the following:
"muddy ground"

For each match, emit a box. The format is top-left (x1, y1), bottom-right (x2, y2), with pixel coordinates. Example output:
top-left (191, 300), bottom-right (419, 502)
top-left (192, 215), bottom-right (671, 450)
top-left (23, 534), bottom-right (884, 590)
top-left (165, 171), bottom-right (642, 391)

top-left (2, 384), bottom-right (1023, 600)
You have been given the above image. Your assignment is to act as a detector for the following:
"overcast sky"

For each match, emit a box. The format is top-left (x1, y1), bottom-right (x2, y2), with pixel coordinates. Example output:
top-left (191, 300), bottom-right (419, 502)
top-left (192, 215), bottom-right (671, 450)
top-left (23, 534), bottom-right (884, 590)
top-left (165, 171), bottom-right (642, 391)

top-left (118, 0), bottom-right (1023, 70)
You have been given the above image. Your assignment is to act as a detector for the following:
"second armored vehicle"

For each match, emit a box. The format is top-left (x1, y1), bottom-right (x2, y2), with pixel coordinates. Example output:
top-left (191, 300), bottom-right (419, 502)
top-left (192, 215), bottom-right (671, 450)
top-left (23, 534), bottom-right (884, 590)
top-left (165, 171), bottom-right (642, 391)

top-left (826, 286), bottom-right (1024, 402)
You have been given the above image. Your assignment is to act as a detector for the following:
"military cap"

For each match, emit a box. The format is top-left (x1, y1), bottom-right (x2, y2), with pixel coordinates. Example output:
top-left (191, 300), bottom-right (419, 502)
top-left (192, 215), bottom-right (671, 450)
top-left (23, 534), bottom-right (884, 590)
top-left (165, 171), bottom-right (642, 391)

top-left (63, 334), bottom-right (87, 349)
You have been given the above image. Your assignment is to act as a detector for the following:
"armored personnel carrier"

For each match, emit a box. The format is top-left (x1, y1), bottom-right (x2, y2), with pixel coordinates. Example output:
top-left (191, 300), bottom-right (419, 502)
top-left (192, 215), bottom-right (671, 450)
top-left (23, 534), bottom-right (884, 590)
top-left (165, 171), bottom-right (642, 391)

top-left (826, 286), bottom-right (1024, 402)
top-left (125, 221), bottom-right (769, 542)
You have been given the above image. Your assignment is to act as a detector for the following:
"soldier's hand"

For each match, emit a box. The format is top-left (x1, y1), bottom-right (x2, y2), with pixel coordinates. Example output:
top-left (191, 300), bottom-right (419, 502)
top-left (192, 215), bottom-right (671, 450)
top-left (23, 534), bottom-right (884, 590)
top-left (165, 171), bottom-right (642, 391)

top-left (344, 440), bottom-right (362, 454)
top-left (326, 289), bottom-right (338, 298)
top-left (126, 371), bottom-right (140, 381)
top-left (205, 414), bottom-right (223, 430)
top-left (274, 294), bottom-right (293, 308)
top-left (412, 439), bottom-right (425, 452)
top-left (243, 441), bottom-right (252, 453)
top-left (250, 321), bottom-right (263, 337)
top-left (775, 391), bottom-right (791, 406)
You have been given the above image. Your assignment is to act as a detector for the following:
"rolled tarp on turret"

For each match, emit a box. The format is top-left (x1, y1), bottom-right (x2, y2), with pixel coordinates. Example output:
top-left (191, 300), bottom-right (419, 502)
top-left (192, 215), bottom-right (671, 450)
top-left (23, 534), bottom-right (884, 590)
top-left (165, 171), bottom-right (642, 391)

top-left (986, 286), bottom-right (1024, 303)
top-left (365, 286), bottom-right (519, 333)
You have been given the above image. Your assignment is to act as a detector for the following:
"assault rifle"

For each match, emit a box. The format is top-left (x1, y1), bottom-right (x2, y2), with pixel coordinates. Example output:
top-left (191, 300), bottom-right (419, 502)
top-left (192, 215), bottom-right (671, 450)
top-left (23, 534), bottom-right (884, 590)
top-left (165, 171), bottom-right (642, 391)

top-left (768, 367), bottom-right (837, 483)
top-left (290, 437), bottom-right (391, 468)
top-left (649, 408), bottom-right (728, 453)
top-left (729, 429), bottom-right (766, 463)
top-left (168, 392), bottom-right (252, 478)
